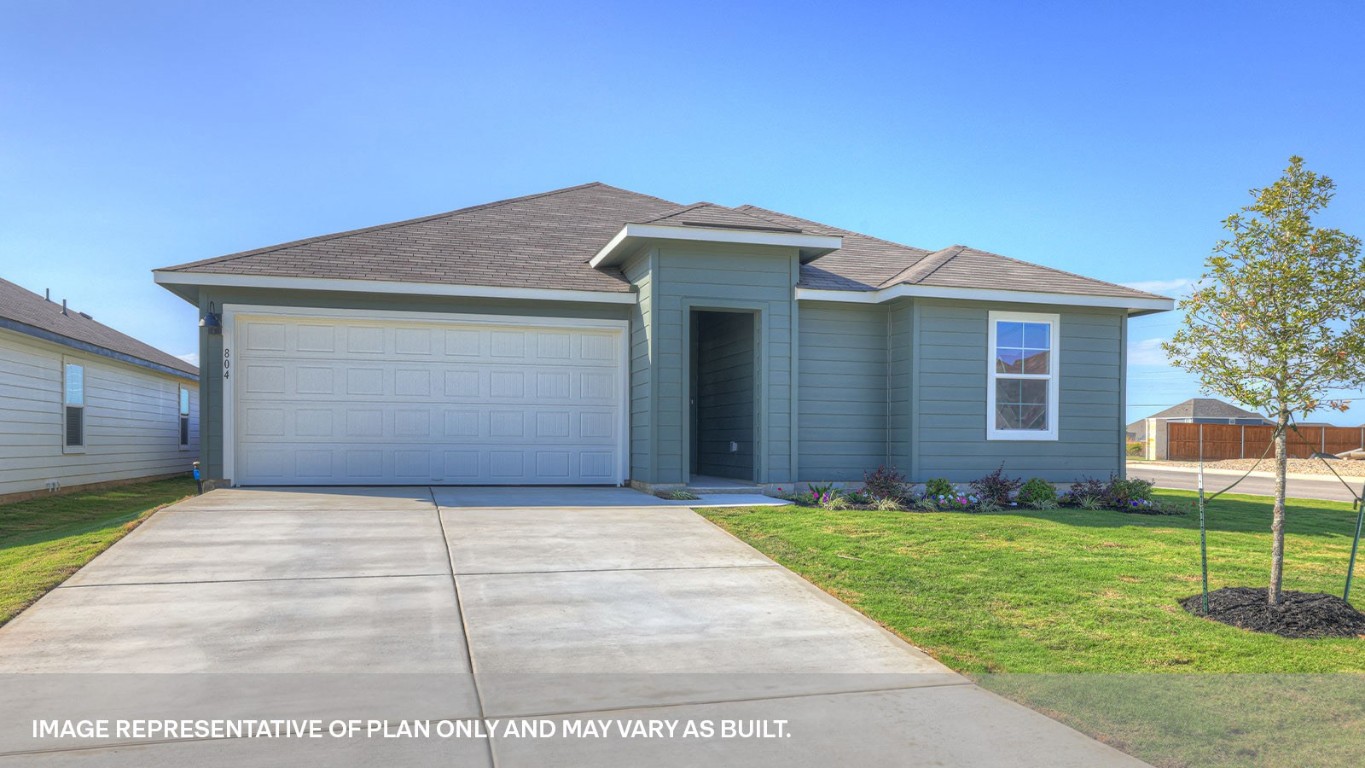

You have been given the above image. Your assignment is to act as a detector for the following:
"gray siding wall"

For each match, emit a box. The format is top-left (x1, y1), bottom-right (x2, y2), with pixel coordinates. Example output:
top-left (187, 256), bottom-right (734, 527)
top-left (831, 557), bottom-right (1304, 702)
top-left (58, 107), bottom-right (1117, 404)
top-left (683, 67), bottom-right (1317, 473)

top-left (797, 302), bottom-right (887, 481)
top-left (0, 328), bottom-right (199, 496)
top-left (196, 287), bottom-right (630, 480)
top-left (887, 300), bottom-right (914, 472)
top-left (912, 300), bottom-right (1125, 482)
top-left (622, 253), bottom-right (653, 483)
top-left (694, 311), bottom-right (755, 479)
top-left (648, 243), bottom-right (798, 484)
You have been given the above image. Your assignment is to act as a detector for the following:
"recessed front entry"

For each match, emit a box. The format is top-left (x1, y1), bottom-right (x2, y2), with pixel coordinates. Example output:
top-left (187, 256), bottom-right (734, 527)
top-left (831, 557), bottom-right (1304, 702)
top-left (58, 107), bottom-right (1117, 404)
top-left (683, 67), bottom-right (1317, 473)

top-left (689, 310), bottom-right (757, 483)
top-left (228, 310), bottom-right (627, 486)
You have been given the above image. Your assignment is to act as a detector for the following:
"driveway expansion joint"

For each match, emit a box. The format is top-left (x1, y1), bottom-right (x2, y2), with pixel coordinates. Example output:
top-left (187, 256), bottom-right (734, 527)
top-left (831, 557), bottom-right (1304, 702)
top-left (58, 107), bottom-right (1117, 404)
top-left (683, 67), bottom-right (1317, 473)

top-left (54, 572), bottom-right (452, 589)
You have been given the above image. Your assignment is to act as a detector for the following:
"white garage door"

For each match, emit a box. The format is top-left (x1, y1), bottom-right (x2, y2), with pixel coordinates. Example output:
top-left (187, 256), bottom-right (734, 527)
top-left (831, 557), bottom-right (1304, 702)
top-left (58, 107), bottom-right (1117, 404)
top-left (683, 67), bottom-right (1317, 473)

top-left (229, 311), bottom-right (626, 486)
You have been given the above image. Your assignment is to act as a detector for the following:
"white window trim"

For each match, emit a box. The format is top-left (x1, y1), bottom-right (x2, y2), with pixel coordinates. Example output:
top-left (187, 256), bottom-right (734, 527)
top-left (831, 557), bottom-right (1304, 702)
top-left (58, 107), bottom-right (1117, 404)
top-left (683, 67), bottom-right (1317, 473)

top-left (986, 311), bottom-right (1060, 441)
top-left (62, 359), bottom-right (86, 454)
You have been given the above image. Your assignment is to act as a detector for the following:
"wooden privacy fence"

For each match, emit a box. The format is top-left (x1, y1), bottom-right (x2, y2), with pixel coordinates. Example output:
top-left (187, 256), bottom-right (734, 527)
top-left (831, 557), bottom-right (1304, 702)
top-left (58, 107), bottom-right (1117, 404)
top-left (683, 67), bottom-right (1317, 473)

top-left (1167, 422), bottom-right (1365, 461)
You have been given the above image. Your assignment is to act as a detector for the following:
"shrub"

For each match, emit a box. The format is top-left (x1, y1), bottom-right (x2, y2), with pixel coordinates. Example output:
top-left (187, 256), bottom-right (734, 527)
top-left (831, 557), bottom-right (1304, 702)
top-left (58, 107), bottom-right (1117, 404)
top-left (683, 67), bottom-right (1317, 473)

top-left (969, 464), bottom-right (1022, 507)
top-left (922, 477), bottom-right (955, 499)
top-left (873, 497), bottom-right (904, 512)
top-left (1068, 477), bottom-right (1108, 505)
top-left (1076, 494), bottom-right (1104, 510)
top-left (1105, 475), bottom-right (1154, 507)
top-left (823, 494), bottom-right (852, 510)
top-left (663, 489), bottom-right (699, 501)
top-left (1126, 441), bottom-right (1144, 457)
top-left (843, 489), bottom-right (873, 506)
top-left (863, 465), bottom-right (910, 501)
top-left (1017, 478), bottom-right (1058, 508)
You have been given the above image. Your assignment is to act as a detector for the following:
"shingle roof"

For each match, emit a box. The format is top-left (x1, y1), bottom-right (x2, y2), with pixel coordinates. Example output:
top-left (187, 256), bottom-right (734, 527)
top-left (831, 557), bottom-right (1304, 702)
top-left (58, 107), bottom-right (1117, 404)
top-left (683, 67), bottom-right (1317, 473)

top-left (0, 278), bottom-right (198, 376)
top-left (639, 202), bottom-right (802, 232)
top-left (159, 183), bottom-right (680, 293)
top-left (159, 182), bottom-right (1168, 304)
top-left (1144, 398), bottom-right (1270, 422)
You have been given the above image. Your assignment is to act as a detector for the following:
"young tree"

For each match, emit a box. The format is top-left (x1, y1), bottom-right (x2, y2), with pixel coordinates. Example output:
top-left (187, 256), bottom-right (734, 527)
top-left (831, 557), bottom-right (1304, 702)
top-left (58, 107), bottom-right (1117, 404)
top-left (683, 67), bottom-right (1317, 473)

top-left (1164, 156), bottom-right (1365, 606)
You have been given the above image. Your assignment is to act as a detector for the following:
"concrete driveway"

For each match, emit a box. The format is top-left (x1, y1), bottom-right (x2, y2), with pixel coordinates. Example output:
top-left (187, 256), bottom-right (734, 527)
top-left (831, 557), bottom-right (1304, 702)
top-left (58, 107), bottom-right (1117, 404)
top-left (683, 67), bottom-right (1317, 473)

top-left (0, 486), bottom-right (1147, 767)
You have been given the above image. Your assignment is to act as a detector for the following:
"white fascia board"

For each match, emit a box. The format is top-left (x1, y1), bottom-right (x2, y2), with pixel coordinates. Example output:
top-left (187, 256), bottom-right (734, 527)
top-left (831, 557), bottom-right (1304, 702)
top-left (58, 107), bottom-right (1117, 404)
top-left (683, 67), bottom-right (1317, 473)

top-left (589, 223), bottom-right (842, 268)
top-left (795, 285), bottom-right (1174, 314)
top-left (153, 271), bottom-right (638, 305)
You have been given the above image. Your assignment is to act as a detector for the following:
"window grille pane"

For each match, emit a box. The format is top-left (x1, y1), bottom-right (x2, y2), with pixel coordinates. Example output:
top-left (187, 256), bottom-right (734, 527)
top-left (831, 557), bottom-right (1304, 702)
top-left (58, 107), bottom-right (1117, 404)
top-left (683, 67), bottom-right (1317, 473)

top-left (66, 406), bottom-right (84, 447)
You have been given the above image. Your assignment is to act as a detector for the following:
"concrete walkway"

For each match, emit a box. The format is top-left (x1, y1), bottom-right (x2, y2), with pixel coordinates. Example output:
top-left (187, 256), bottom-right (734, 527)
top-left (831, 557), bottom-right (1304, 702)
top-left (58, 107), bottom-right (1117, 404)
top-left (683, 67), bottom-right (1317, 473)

top-left (0, 486), bottom-right (1147, 767)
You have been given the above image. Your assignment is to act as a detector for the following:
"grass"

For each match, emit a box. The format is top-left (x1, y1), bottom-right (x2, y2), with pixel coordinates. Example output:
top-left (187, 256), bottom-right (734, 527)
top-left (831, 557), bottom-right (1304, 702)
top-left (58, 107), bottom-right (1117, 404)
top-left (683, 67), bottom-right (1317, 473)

top-left (700, 490), bottom-right (1365, 768)
top-left (0, 476), bottom-right (198, 626)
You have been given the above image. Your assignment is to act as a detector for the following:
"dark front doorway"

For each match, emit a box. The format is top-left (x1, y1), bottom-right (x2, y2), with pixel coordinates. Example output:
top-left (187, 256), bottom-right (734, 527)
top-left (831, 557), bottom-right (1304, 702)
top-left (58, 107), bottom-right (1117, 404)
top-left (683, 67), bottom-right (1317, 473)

top-left (689, 310), bottom-right (756, 483)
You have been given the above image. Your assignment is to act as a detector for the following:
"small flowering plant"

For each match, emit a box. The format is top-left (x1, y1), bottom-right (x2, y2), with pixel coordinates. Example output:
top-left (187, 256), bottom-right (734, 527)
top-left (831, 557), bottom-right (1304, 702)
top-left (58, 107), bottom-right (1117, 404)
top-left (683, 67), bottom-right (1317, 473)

top-left (808, 482), bottom-right (839, 506)
top-left (932, 493), bottom-right (979, 511)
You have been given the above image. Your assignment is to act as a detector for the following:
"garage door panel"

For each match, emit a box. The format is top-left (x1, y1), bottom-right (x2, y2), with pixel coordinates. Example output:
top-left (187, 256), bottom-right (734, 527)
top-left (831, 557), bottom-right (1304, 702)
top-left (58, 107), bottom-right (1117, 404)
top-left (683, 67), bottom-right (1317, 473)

top-left (237, 442), bottom-right (620, 484)
top-left (233, 314), bottom-right (624, 486)
top-left (240, 403), bottom-right (618, 444)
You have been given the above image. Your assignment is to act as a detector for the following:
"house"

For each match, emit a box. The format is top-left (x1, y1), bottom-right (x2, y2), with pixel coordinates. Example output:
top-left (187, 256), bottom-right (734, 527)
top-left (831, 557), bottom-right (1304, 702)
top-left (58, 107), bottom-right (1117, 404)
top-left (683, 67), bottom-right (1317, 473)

top-left (1126, 398), bottom-right (1271, 442)
top-left (0, 278), bottom-right (199, 500)
top-left (153, 183), bottom-right (1172, 489)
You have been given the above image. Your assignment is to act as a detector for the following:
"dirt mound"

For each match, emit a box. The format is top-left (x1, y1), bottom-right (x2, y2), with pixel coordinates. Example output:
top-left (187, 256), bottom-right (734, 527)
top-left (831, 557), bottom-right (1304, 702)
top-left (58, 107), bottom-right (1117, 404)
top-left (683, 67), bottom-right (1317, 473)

top-left (1180, 587), bottom-right (1365, 639)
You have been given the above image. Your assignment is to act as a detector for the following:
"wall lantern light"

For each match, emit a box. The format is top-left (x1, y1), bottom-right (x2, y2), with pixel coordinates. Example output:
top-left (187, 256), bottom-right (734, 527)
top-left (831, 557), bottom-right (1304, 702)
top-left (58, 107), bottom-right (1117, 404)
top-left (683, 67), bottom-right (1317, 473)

top-left (200, 302), bottom-right (222, 335)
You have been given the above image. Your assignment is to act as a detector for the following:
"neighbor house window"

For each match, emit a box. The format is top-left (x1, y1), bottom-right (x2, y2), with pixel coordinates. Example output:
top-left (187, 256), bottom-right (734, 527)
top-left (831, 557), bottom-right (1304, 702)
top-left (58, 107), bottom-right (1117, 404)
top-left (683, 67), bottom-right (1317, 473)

top-left (178, 386), bottom-right (191, 447)
top-left (64, 362), bottom-right (85, 451)
top-left (986, 311), bottom-right (1059, 440)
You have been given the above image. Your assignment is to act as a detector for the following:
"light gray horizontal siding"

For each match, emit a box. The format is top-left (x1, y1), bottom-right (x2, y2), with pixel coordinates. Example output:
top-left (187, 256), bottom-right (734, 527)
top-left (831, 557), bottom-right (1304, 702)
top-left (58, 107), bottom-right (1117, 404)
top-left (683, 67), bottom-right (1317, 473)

top-left (624, 252), bottom-right (653, 483)
top-left (0, 329), bottom-right (199, 496)
top-left (797, 302), bottom-right (887, 481)
top-left (912, 300), bottom-right (1125, 482)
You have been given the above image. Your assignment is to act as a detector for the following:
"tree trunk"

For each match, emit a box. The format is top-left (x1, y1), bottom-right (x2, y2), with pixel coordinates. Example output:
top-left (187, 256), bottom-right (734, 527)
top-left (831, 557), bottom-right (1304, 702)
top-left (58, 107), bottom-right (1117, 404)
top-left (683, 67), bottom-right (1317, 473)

top-left (1268, 410), bottom-right (1289, 605)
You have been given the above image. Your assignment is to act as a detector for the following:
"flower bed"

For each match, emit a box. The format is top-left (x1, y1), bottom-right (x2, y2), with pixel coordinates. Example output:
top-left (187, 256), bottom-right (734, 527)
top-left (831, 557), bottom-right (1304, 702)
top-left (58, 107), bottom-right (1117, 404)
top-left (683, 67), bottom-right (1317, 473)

top-left (774, 467), bottom-right (1186, 515)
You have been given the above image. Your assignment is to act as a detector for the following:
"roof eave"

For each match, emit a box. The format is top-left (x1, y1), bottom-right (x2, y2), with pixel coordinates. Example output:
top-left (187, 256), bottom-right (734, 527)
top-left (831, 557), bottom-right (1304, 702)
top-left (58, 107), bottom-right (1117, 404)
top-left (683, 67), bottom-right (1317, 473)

top-left (152, 270), bottom-right (638, 305)
top-left (795, 285), bottom-right (1175, 315)
top-left (589, 223), bottom-right (842, 268)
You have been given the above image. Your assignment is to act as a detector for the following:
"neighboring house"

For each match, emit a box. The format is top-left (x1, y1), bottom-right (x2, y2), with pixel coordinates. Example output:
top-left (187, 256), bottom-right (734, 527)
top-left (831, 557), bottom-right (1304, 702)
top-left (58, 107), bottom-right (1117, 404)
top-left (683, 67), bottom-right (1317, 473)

top-left (153, 183), bottom-right (1172, 489)
top-left (1126, 398), bottom-right (1271, 442)
top-left (0, 278), bottom-right (200, 499)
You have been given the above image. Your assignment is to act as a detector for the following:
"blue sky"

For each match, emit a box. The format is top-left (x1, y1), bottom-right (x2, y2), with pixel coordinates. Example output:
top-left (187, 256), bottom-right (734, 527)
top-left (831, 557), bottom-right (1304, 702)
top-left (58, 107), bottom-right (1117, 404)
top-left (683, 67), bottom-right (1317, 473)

top-left (2, 1), bottom-right (1362, 423)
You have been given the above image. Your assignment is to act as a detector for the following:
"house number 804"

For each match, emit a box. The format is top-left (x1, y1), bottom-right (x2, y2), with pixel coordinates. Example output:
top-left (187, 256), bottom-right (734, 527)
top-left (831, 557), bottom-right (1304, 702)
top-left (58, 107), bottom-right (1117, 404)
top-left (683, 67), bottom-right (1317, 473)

top-left (223, 348), bottom-right (231, 380)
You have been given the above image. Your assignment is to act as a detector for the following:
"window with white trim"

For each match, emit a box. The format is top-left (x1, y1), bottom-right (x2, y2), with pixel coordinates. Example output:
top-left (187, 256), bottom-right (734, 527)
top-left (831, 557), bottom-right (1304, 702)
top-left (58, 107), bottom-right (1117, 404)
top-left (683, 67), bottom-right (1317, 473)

top-left (986, 311), bottom-right (1059, 440)
top-left (178, 386), bottom-right (191, 447)
top-left (63, 362), bottom-right (85, 451)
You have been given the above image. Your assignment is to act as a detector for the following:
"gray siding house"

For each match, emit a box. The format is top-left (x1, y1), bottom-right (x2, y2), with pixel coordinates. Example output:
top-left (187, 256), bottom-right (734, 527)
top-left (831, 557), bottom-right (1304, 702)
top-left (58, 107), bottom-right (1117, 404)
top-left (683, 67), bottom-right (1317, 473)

top-left (154, 183), bottom-right (1171, 489)
top-left (0, 278), bottom-right (199, 500)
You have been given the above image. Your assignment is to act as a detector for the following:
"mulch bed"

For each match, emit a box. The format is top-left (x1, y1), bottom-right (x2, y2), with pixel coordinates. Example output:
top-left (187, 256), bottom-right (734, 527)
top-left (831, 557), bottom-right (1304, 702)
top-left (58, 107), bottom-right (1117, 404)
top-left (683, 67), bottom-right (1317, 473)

top-left (1181, 587), bottom-right (1365, 639)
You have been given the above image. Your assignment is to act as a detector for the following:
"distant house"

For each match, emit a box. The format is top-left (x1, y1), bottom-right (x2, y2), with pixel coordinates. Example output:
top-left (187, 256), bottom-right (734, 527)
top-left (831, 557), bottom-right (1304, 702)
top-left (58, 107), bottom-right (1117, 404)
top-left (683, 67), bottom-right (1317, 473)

top-left (0, 278), bottom-right (199, 500)
top-left (1126, 398), bottom-right (1270, 442)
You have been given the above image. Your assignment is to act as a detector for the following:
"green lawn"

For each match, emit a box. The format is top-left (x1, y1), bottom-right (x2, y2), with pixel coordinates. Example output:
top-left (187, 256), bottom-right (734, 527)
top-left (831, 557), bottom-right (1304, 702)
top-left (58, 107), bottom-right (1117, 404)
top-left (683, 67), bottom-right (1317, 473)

top-left (700, 491), bottom-right (1364, 768)
top-left (0, 477), bottom-right (197, 626)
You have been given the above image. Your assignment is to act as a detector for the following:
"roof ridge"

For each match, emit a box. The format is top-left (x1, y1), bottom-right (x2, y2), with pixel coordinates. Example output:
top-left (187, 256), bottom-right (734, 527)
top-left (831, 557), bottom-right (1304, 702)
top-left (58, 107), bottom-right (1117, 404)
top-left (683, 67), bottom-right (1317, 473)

top-left (637, 201), bottom-right (710, 224)
top-left (157, 182), bottom-right (613, 273)
top-left (878, 245), bottom-right (966, 288)
top-left (736, 204), bottom-right (931, 254)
